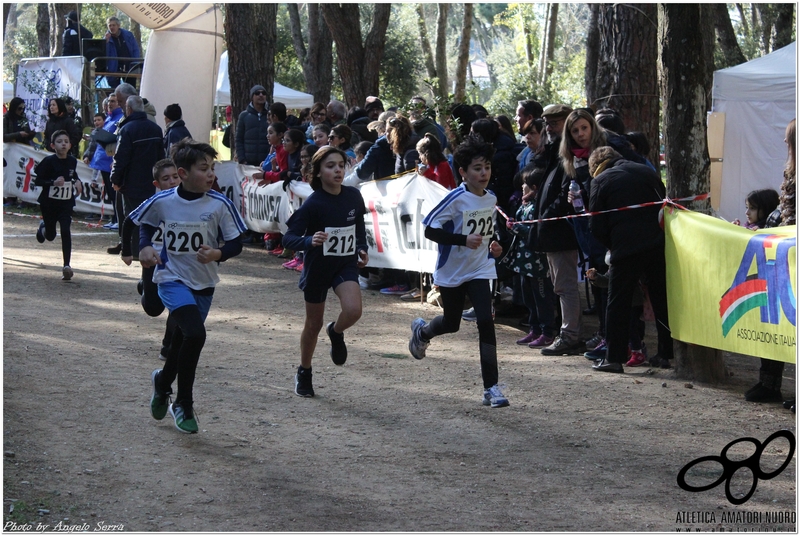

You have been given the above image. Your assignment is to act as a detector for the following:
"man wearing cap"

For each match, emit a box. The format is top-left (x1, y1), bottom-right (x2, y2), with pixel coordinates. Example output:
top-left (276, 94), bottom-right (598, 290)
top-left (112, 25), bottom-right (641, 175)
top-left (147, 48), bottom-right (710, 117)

top-left (528, 103), bottom-right (585, 356)
top-left (163, 103), bottom-right (192, 156)
top-left (364, 97), bottom-right (384, 121)
top-left (105, 17), bottom-right (141, 88)
top-left (62, 11), bottom-right (93, 57)
top-left (235, 85), bottom-right (270, 166)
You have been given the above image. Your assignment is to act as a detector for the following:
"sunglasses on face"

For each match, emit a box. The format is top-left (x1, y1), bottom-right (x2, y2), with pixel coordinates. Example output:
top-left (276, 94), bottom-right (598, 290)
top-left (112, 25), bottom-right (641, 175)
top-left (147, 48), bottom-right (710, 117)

top-left (329, 134), bottom-right (339, 139)
top-left (313, 112), bottom-right (326, 118)
top-left (253, 91), bottom-right (266, 96)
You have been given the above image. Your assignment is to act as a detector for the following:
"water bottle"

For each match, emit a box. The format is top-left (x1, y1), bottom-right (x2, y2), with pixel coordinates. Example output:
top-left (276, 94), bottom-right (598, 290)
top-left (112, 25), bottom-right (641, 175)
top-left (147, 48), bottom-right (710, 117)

top-left (569, 180), bottom-right (585, 213)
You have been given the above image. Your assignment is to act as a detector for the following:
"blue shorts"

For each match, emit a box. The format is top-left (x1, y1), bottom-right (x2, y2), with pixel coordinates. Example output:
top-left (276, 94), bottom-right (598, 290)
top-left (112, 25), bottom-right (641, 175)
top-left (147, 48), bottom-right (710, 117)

top-left (302, 264), bottom-right (360, 304)
top-left (158, 281), bottom-right (214, 322)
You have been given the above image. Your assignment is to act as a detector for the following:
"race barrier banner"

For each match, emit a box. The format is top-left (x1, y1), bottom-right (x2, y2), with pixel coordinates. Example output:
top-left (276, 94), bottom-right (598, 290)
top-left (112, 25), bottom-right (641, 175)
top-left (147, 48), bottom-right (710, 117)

top-left (664, 208), bottom-right (796, 363)
top-left (3, 142), bottom-right (112, 215)
top-left (236, 168), bottom-right (445, 272)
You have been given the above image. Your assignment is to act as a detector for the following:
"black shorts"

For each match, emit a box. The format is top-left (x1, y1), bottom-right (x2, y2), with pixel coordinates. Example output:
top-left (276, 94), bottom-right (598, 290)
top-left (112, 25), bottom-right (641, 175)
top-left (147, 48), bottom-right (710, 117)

top-left (301, 263), bottom-right (360, 304)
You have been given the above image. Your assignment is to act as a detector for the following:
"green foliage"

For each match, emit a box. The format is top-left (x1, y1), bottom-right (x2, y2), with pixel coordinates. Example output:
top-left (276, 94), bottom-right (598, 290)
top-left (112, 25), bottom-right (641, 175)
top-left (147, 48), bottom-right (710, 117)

top-left (377, 8), bottom-right (424, 107)
top-left (274, 5), bottom-right (306, 92)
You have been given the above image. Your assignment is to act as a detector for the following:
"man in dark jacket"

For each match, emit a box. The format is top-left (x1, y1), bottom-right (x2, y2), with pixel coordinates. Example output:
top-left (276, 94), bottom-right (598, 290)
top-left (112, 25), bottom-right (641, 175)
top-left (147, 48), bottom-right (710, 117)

top-left (235, 85), bottom-right (270, 165)
top-left (163, 103), bottom-right (192, 156)
top-left (587, 147), bottom-right (673, 373)
top-left (529, 103), bottom-right (584, 356)
top-left (109, 96), bottom-right (164, 256)
top-left (62, 11), bottom-right (93, 56)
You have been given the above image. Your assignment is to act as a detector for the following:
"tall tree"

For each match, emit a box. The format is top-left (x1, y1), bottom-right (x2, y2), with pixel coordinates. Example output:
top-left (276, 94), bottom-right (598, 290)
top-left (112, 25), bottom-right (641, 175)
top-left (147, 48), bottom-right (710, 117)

top-left (287, 3), bottom-right (333, 103)
top-left (584, 4), bottom-right (600, 106)
top-left (3, 3), bottom-right (12, 37)
top-left (713, 3), bottom-right (747, 68)
top-left (453, 4), bottom-right (473, 102)
top-left (593, 4), bottom-right (659, 168)
top-left (130, 19), bottom-right (142, 56)
top-left (49, 3), bottom-right (72, 56)
top-left (753, 4), bottom-right (774, 54)
top-left (321, 4), bottom-right (391, 108)
top-left (773, 3), bottom-right (795, 50)
top-left (224, 4), bottom-right (277, 161)
top-left (659, 3), bottom-right (725, 382)
top-left (36, 4), bottom-right (50, 57)
top-left (434, 4), bottom-right (449, 100)
top-left (540, 3), bottom-right (559, 88)
top-left (415, 5), bottom-right (437, 81)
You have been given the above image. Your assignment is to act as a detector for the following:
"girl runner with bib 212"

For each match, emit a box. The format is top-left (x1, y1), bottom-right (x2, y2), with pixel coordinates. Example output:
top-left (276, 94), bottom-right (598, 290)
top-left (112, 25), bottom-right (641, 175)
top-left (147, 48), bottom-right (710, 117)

top-left (283, 146), bottom-right (369, 398)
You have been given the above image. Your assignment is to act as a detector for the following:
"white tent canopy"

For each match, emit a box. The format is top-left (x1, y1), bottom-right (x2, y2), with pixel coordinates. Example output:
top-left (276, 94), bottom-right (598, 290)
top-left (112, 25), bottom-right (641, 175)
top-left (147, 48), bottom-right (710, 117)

top-left (215, 51), bottom-right (314, 109)
top-left (711, 41), bottom-right (796, 222)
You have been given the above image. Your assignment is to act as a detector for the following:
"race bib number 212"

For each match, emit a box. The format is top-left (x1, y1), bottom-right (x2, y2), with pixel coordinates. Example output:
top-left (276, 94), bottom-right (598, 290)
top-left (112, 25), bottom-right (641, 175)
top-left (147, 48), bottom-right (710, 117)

top-left (324, 225), bottom-right (356, 256)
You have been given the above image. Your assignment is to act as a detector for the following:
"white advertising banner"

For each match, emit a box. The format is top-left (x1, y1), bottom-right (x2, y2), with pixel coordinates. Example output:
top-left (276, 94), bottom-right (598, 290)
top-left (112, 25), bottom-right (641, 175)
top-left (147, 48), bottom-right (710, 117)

top-left (16, 57), bottom-right (84, 133)
top-left (3, 143), bottom-right (112, 215)
top-left (4, 146), bottom-right (447, 272)
top-left (236, 166), bottom-right (444, 273)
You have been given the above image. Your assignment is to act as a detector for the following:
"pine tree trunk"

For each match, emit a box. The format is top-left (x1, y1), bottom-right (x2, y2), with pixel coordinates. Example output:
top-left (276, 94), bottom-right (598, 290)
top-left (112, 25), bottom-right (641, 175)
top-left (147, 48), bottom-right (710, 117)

top-left (735, 4), bottom-right (749, 37)
top-left (538, 5), bottom-right (549, 83)
top-left (754, 4), bottom-right (774, 54)
top-left (584, 4), bottom-right (600, 106)
top-left (434, 4), bottom-right (449, 100)
top-left (542, 3), bottom-right (558, 88)
top-left (453, 4), bottom-right (473, 103)
top-left (3, 3), bottom-right (13, 38)
top-left (130, 20), bottom-right (142, 55)
top-left (522, 17), bottom-right (534, 69)
top-left (594, 4), bottom-right (659, 167)
top-left (287, 3), bottom-right (332, 103)
top-left (49, 4), bottom-right (71, 57)
top-left (321, 4), bottom-right (391, 108)
top-left (416, 5), bottom-right (437, 81)
top-left (224, 3), bottom-right (277, 161)
top-left (713, 3), bottom-right (747, 68)
top-left (659, 3), bottom-right (727, 383)
top-left (36, 4), bottom-right (50, 57)
top-left (773, 4), bottom-right (795, 50)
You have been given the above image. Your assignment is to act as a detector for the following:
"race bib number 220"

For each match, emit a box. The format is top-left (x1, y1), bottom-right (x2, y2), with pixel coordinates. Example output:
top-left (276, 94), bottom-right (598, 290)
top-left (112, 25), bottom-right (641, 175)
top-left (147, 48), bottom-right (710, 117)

top-left (164, 221), bottom-right (208, 255)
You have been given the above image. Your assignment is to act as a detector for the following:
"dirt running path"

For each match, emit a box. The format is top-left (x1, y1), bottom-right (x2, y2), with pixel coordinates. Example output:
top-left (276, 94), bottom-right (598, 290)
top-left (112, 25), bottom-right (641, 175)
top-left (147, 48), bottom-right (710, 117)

top-left (3, 212), bottom-right (796, 532)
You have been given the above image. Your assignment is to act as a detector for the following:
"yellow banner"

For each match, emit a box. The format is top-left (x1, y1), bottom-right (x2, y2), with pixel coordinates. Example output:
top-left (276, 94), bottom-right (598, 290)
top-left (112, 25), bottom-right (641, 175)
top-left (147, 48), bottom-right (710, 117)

top-left (664, 208), bottom-right (796, 363)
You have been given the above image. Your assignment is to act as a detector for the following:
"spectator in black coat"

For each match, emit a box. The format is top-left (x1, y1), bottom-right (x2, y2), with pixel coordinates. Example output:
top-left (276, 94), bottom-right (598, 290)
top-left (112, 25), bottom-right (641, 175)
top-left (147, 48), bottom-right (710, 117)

top-left (235, 85), bottom-right (270, 165)
top-left (163, 103), bottom-right (192, 156)
top-left (62, 11), bottom-right (93, 57)
top-left (588, 147), bottom-right (673, 373)
top-left (109, 96), bottom-right (164, 256)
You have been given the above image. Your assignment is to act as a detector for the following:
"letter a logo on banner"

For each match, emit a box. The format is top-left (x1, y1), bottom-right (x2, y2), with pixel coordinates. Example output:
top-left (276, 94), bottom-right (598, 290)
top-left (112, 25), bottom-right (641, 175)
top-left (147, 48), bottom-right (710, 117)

top-left (719, 234), bottom-right (797, 337)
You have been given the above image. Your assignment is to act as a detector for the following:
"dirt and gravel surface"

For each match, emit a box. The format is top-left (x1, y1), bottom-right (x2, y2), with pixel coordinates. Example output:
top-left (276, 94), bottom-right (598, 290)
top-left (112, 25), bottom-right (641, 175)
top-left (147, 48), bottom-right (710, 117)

top-left (3, 210), bottom-right (796, 532)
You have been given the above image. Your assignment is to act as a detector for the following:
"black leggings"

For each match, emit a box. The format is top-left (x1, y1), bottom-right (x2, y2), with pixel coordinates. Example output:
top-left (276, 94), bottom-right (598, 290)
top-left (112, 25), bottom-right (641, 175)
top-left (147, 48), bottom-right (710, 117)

top-left (157, 305), bottom-right (206, 407)
top-left (41, 203), bottom-right (73, 266)
top-left (421, 279), bottom-right (498, 389)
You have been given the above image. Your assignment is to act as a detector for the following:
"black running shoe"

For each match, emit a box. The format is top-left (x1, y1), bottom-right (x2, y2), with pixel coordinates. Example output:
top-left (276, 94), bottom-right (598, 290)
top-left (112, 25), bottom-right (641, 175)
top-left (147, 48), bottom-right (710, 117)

top-left (327, 322), bottom-right (347, 365)
top-left (294, 365), bottom-right (314, 397)
top-left (36, 221), bottom-right (45, 243)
